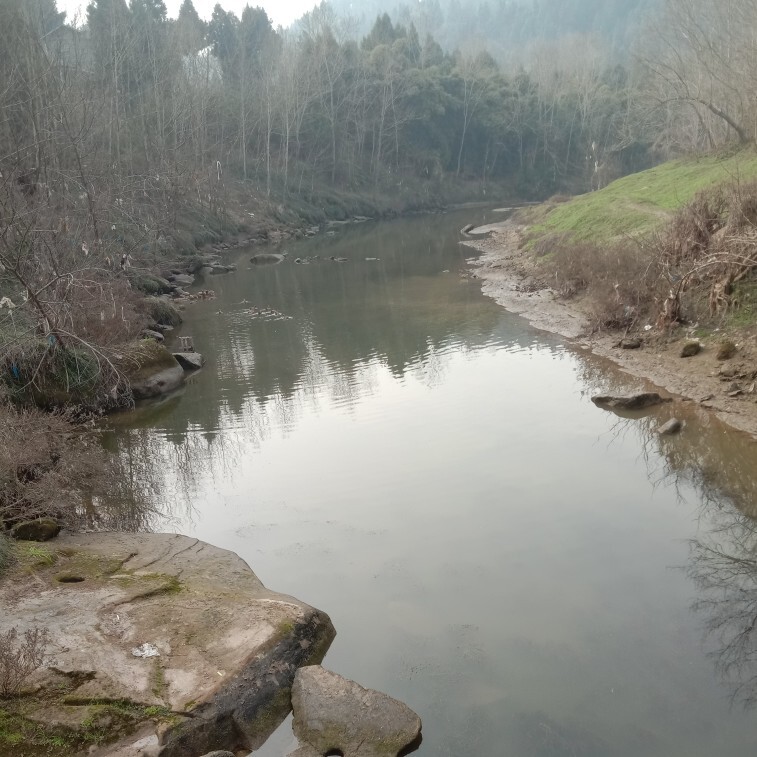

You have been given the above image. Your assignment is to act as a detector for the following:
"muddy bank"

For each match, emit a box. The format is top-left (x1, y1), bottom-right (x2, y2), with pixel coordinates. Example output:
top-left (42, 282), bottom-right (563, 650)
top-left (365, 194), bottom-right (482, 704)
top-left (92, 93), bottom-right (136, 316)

top-left (464, 220), bottom-right (757, 439)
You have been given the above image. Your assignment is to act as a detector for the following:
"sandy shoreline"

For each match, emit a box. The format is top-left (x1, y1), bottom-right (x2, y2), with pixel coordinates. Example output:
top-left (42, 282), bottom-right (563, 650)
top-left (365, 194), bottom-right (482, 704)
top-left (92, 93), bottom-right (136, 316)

top-left (463, 221), bottom-right (757, 440)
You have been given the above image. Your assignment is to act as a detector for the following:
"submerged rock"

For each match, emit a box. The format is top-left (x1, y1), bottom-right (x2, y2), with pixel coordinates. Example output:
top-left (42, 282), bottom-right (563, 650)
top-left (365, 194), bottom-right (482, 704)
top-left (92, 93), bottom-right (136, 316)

top-left (591, 392), bottom-right (672, 411)
top-left (0, 533), bottom-right (335, 756)
top-left (290, 666), bottom-right (422, 757)
top-left (250, 253), bottom-right (285, 265)
top-left (658, 418), bottom-right (683, 435)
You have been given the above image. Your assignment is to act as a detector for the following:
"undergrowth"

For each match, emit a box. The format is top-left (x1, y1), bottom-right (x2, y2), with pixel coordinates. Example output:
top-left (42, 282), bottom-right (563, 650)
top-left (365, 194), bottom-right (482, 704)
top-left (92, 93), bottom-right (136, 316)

top-left (542, 171), bottom-right (757, 332)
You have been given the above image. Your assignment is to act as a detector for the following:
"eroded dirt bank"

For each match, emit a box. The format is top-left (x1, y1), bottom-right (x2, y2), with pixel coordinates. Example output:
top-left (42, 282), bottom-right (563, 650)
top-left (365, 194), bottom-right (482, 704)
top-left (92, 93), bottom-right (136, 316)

top-left (464, 221), bottom-right (757, 440)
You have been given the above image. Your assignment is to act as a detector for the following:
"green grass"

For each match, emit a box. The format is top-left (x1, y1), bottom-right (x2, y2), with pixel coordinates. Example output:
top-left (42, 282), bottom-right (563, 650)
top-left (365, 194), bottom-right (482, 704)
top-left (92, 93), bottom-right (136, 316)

top-left (524, 147), bottom-right (757, 244)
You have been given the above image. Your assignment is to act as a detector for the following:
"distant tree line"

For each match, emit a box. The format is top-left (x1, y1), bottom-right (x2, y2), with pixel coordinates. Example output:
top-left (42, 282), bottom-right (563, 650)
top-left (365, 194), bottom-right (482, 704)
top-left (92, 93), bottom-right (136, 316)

top-left (0, 0), bottom-right (661, 211)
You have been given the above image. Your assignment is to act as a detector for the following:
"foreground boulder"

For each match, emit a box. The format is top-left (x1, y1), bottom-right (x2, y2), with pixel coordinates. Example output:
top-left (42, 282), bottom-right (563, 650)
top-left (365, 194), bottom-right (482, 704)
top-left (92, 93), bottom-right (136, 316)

top-left (0, 533), bottom-right (335, 757)
top-left (591, 392), bottom-right (672, 411)
top-left (289, 666), bottom-right (422, 757)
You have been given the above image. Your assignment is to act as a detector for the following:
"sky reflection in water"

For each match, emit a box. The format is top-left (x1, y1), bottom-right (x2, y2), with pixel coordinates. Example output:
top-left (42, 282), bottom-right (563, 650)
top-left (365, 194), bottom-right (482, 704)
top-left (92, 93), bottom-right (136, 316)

top-left (105, 210), bottom-right (757, 756)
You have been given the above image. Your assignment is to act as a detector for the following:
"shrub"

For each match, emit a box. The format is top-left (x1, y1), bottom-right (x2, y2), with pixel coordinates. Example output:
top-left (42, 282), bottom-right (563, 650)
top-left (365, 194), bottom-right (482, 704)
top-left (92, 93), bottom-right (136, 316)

top-left (547, 240), bottom-right (667, 331)
top-left (0, 404), bottom-right (108, 527)
top-left (0, 627), bottom-right (50, 698)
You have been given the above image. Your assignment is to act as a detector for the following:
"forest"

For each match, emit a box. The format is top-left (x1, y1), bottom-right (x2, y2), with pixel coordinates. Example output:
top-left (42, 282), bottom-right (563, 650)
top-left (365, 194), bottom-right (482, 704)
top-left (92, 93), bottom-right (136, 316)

top-left (1, 0), bottom-right (756, 413)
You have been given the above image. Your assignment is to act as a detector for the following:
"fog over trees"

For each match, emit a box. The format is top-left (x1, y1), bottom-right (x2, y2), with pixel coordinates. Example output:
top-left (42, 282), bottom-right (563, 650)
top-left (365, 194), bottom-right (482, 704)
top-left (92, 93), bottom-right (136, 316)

top-left (0, 0), bottom-right (753, 312)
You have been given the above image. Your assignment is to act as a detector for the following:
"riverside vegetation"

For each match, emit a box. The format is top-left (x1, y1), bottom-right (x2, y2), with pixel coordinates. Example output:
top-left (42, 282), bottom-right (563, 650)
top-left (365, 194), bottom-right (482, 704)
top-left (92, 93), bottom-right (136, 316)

top-left (520, 148), bottom-right (757, 334)
top-left (4, 0), bottom-right (757, 749)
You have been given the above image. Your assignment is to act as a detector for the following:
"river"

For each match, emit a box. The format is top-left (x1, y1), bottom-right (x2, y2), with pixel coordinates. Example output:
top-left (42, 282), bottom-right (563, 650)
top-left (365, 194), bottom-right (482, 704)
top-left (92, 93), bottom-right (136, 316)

top-left (105, 208), bottom-right (757, 756)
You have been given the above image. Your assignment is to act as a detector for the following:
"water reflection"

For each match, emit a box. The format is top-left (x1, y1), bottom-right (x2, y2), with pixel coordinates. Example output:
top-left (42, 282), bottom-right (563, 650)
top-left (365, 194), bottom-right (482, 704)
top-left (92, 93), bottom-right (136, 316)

top-left (102, 210), bottom-right (757, 754)
top-left (104, 209), bottom-right (544, 519)
top-left (576, 352), bottom-right (757, 708)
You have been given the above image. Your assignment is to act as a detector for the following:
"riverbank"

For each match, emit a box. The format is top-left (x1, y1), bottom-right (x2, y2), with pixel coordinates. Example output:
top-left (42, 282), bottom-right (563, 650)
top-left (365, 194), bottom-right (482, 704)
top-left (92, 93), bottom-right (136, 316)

top-left (465, 220), bottom-right (757, 440)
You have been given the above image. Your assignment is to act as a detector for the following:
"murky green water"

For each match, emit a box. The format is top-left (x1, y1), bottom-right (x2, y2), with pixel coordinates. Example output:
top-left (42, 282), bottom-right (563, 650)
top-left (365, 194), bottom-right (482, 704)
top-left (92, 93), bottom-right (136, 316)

top-left (106, 209), bottom-right (757, 756)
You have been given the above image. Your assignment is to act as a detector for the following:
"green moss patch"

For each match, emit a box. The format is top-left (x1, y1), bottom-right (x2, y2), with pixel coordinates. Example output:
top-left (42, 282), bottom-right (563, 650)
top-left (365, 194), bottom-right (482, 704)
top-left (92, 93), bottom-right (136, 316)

top-left (0, 698), bottom-right (178, 757)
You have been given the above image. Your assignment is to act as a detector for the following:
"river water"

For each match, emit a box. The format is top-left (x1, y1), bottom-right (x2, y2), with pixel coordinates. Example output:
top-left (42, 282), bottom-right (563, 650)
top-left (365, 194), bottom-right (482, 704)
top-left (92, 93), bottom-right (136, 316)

top-left (105, 208), bottom-right (757, 756)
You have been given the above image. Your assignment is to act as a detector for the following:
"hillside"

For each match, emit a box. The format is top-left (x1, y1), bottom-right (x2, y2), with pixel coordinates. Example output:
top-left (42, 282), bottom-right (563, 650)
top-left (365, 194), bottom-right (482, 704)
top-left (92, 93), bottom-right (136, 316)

top-left (326, 0), bottom-right (662, 62)
top-left (522, 148), bottom-right (757, 244)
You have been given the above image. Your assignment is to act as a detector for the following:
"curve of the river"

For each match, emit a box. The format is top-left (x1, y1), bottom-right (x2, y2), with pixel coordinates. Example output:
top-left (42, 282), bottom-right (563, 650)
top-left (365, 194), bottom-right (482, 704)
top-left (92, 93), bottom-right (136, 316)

top-left (105, 207), bottom-right (757, 757)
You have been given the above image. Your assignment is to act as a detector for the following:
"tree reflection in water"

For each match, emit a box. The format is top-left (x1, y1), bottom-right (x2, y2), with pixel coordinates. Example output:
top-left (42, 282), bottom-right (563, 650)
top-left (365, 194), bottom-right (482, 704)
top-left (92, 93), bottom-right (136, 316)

top-left (577, 352), bottom-right (757, 707)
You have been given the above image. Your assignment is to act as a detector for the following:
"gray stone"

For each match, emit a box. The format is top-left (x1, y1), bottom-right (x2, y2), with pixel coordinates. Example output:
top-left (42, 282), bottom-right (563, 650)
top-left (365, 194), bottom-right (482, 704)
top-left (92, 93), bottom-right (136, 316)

top-left (658, 418), bottom-right (683, 435)
top-left (130, 363), bottom-right (185, 400)
top-left (199, 752), bottom-right (236, 757)
top-left (620, 338), bottom-right (642, 350)
top-left (680, 340), bottom-right (701, 358)
top-left (209, 264), bottom-right (236, 275)
top-left (291, 666), bottom-right (422, 757)
top-left (0, 533), bottom-right (335, 757)
top-left (172, 352), bottom-right (205, 371)
top-left (169, 274), bottom-right (195, 287)
top-left (250, 253), bottom-right (285, 265)
top-left (141, 329), bottom-right (165, 343)
top-left (591, 392), bottom-right (672, 411)
top-left (10, 518), bottom-right (61, 542)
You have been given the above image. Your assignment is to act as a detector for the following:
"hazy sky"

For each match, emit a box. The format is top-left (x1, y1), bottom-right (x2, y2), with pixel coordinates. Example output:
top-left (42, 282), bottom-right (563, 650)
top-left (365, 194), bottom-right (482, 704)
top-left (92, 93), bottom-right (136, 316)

top-left (58, 1), bottom-right (320, 28)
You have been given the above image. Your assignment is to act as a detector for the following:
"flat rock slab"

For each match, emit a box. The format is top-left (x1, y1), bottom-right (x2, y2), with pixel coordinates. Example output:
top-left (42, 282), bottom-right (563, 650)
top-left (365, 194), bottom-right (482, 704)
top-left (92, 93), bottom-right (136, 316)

top-left (591, 392), bottom-right (672, 411)
top-left (290, 666), bottom-right (422, 757)
top-left (0, 533), bottom-right (335, 757)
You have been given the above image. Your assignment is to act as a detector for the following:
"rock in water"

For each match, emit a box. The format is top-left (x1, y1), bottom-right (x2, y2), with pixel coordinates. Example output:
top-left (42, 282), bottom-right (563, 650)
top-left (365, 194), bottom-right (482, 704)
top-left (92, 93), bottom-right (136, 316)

top-left (680, 340), bottom-right (701, 357)
top-left (291, 666), bottom-right (422, 757)
top-left (10, 518), bottom-right (61, 542)
top-left (250, 253), bottom-right (285, 265)
top-left (658, 418), bottom-right (683, 435)
top-left (172, 352), bottom-right (205, 371)
top-left (591, 392), bottom-right (672, 411)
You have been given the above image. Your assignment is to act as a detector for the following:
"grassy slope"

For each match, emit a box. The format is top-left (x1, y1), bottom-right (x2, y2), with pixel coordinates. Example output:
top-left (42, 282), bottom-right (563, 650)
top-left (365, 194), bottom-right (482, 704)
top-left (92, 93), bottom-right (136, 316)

top-left (522, 148), bottom-right (757, 244)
